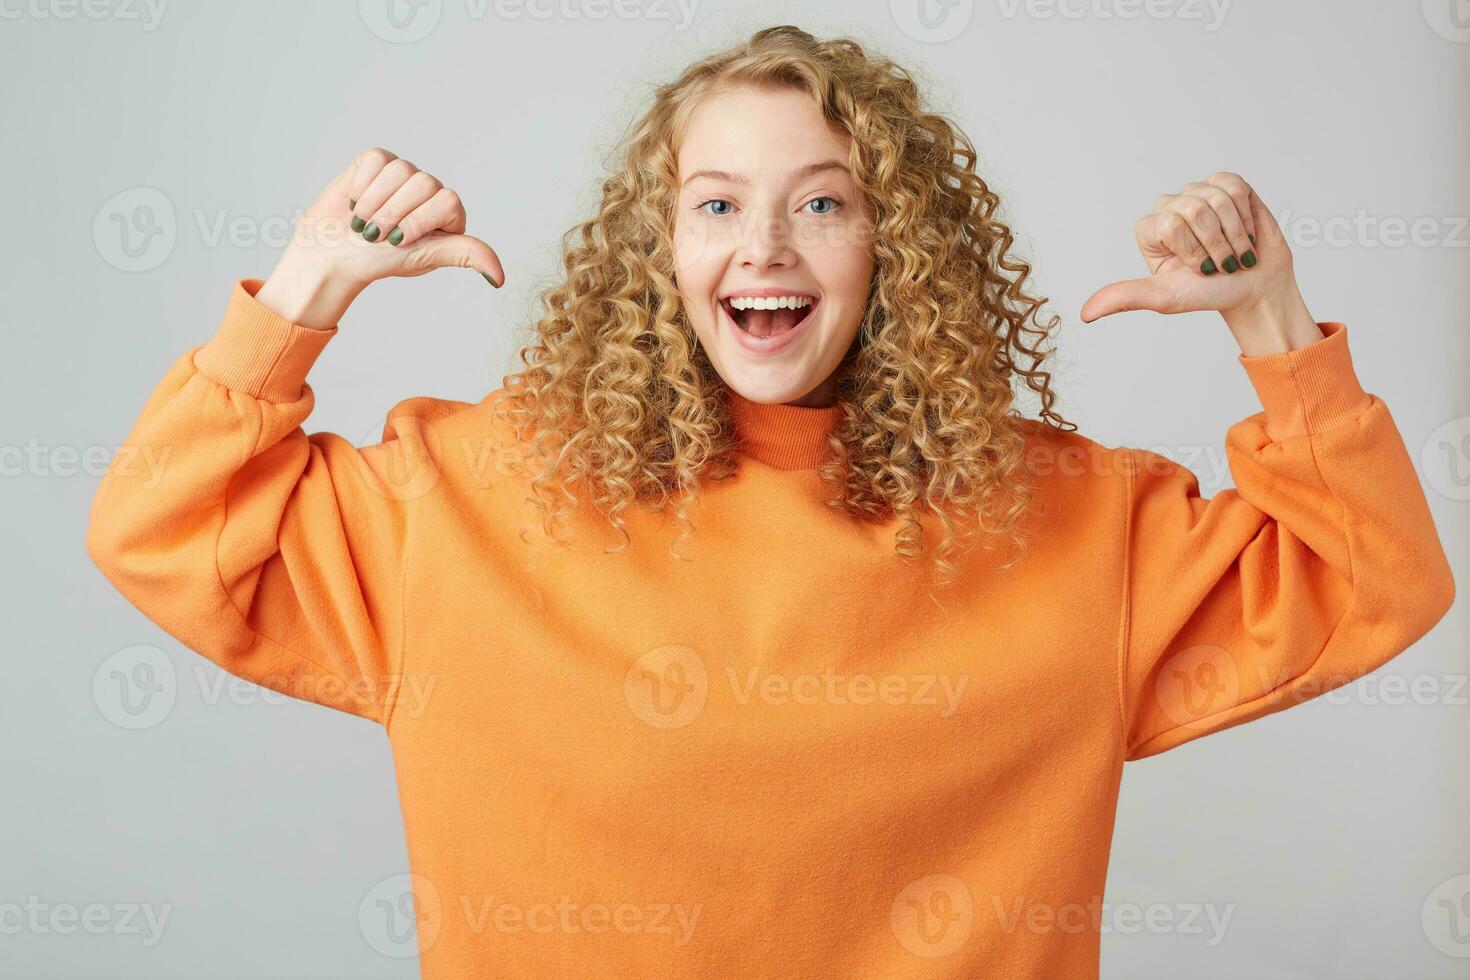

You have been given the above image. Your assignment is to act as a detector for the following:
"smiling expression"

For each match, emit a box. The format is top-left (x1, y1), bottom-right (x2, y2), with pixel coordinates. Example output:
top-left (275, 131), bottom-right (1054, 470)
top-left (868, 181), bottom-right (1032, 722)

top-left (672, 85), bottom-right (877, 408)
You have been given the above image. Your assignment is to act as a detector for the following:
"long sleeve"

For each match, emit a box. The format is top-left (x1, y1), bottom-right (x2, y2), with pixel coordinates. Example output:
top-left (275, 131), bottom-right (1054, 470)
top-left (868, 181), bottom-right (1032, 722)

top-left (86, 278), bottom-right (417, 725)
top-left (1120, 321), bottom-right (1456, 760)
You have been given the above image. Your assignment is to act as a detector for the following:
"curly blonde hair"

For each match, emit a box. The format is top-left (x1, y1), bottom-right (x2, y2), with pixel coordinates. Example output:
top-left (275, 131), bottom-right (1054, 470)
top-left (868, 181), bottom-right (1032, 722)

top-left (492, 24), bottom-right (1075, 587)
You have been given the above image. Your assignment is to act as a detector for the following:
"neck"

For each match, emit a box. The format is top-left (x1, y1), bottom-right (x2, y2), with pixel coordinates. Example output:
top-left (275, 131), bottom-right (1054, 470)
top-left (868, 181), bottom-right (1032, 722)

top-left (723, 386), bottom-right (843, 471)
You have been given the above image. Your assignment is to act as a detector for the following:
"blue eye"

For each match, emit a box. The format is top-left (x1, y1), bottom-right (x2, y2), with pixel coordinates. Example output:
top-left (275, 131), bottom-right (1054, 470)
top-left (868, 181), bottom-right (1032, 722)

top-left (802, 196), bottom-right (840, 215)
top-left (698, 199), bottom-right (734, 217)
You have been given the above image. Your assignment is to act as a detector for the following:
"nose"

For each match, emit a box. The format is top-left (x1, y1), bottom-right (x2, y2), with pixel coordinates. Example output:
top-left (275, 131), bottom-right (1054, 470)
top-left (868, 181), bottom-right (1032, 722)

top-left (733, 209), bottom-right (797, 274)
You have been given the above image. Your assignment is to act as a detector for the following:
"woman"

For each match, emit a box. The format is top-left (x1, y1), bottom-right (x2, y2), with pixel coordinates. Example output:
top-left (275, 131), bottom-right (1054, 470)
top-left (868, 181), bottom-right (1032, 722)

top-left (86, 24), bottom-right (1454, 979)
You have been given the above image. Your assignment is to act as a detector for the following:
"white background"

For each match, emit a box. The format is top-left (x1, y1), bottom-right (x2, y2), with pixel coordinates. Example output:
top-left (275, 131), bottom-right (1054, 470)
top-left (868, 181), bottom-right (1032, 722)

top-left (3, 0), bottom-right (1466, 976)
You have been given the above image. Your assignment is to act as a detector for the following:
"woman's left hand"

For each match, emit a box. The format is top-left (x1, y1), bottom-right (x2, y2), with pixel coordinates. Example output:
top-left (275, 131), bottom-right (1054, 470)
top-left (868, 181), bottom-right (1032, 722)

top-left (1080, 172), bottom-right (1295, 324)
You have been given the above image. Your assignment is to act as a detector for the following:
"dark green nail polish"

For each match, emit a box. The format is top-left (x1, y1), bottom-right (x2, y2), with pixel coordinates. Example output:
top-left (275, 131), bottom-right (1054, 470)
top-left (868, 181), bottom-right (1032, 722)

top-left (363, 222), bottom-right (381, 243)
top-left (1241, 249), bottom-right (1256, 268)
top-left (482, 272), bottom-right (501, 288)
top-left (1201, 257), bottom-right (1217, 275)
top-left (350, 214), bottom-right (366, 233)
top-left (387, 226), bottom-right (404, 246)
top-left (349, 198), bottom-right (356, 209)
top-left (1248, 234), bottom-right (1255, 246)
top-left (1223, 255), bottom-right (1238, 274)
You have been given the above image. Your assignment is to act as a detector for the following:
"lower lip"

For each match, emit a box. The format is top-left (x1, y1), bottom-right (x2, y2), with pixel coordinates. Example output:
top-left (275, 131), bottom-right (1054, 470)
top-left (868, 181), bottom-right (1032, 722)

top-left (720, 299), bottom-right (818, 355)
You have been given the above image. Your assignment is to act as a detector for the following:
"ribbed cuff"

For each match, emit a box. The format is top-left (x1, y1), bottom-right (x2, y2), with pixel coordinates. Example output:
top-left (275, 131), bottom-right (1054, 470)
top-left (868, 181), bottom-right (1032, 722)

top-left (1236, 321), bottom-right (1372, 441)
top-left (192, 278), bottom-right (338, 404)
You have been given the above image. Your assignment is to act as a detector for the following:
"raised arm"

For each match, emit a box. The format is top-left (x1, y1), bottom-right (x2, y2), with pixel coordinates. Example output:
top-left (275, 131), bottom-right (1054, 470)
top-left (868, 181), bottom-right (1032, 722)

top-left (86, 148), bottom-right (505, 723)
top-left (1118, 322), bottom-right (1454, 758)
top-left (1078, 170), bottom-right (1454, 759)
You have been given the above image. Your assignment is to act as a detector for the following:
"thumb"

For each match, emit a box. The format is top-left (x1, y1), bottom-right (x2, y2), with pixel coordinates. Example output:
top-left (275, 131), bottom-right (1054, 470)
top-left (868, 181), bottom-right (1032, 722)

top-left (409, 231), bottom-right (506, 287)
top-left (1079, 276), bottom-right (1174, 323)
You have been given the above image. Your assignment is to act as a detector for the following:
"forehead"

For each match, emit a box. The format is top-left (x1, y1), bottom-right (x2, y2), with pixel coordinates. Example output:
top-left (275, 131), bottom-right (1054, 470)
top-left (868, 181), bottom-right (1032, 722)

top-left (676, 86), bottom-right (850, 180)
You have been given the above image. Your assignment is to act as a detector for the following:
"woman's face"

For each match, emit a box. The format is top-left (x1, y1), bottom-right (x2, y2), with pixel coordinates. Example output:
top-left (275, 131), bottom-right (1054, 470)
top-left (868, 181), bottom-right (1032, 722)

top-left (672, 86), bottom-right (876, 408)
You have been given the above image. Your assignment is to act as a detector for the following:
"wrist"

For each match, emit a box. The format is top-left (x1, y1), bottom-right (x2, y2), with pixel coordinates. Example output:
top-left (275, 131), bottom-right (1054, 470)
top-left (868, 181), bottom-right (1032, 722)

top-left (1221, 279), bottom-right (1323, 356)
top-left (255, 256), bottom-right (365, 331)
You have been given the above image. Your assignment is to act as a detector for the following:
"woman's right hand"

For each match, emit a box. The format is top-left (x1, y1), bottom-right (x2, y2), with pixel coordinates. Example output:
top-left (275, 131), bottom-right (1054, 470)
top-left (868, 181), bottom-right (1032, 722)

top-left (256, 146), bottom-right (506, 330)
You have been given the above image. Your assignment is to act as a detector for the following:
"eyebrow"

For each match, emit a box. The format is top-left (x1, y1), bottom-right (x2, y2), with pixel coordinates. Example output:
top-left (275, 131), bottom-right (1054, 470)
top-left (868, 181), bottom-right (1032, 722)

top-left (680, 160), bottom-right (849, 188)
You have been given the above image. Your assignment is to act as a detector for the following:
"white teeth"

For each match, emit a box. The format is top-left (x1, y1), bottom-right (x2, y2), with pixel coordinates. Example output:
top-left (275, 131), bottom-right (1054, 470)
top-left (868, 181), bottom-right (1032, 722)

top-left (727, 295), bottom-right (813, 311)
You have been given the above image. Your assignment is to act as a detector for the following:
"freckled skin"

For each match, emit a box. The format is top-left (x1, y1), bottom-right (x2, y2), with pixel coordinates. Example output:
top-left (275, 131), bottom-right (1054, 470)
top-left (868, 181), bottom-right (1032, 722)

top-left (672, 87), bottom-right (877, 408)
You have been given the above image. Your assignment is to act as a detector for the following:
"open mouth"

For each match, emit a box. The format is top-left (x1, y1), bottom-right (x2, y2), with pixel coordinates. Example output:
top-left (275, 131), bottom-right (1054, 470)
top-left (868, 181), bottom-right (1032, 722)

top-left (719, 294), bottom-right (818, 339)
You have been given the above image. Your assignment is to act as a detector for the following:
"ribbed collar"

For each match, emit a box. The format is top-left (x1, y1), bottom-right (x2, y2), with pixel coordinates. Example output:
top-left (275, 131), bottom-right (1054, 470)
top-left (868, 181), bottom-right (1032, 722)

top-left (724, 386), bottom-right (843, 471)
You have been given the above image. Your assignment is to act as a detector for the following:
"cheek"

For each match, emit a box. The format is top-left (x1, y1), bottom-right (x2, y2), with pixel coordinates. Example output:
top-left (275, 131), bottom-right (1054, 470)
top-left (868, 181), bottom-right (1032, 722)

top-left (671, 229), bottom-right (720, 338)
top-left (810, 241), bottom-right (875, 312)
top-left (672, 222), bottom-right (724, 295)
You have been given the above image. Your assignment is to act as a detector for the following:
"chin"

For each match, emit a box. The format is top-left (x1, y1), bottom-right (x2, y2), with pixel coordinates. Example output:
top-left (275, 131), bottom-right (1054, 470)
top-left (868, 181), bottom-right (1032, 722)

top-left (725, 377), bottom-right (807, 404)
top-left (715, 355), bottom-right (840, 407)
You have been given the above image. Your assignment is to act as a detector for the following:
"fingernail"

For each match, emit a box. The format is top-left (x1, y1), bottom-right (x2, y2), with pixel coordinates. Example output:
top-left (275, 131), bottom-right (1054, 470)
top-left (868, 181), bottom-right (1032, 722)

top-left (1201, 257), bottom-right (1217, 275)
top-left (349, 198), bottom-right (357, 209)
top-left (387, 226), bottom-right (404, 246)
top-left (363, 222), bottom-right (381, 243)
top-left (482, 272), bottom-right (502, 288)
top-left (1223, 255), bottom-right (1239, 274)
top-left (350, 214), bottom-right (366, 233)
top-left (1241, 249), bottom-right (1256, 268)
top-left (1248, 234), bottom-right (1256, 246)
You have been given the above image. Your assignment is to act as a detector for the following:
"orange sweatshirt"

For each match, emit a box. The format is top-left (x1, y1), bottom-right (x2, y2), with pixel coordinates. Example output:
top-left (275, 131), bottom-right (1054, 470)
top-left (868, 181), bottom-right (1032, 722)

top-left (87, 278), bottom-right (1455, 978)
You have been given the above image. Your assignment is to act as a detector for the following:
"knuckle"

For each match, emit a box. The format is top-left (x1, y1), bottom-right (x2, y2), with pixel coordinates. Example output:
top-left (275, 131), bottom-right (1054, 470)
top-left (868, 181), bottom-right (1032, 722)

top-left (360, 146), bottom-right (395, 168)
top-left (1199, 186), bottom-right (1229, 207)
top-left (382, 158), bottom-right (416, 181)
top-left (409, 170), bottom-right (442, 193)
top-left (440, 187), bottom-right (463, 210)
top-left (1175, 198), bottom-right (1207, 222)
